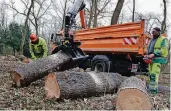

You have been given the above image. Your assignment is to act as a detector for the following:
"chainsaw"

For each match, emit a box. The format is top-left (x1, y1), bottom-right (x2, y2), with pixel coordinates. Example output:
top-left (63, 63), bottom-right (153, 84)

top-left (143, 57), bottom-right (152, 64)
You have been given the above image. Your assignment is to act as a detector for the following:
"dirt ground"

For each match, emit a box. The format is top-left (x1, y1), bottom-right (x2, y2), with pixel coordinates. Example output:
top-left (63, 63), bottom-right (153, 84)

top-left (0, 56), bottom-right (170, 110)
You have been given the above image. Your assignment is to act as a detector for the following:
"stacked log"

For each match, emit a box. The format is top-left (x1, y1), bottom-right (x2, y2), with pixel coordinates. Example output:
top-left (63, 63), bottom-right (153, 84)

top-left (44, 71), bottom-right (123, 99)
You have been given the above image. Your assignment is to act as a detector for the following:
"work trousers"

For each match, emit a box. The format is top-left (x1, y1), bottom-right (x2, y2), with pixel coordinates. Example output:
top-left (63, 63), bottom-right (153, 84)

top-left (148, 63), bottom-right (161, 94)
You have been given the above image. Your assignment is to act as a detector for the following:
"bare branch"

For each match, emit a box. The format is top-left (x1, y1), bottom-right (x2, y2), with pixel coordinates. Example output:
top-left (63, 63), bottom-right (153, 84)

top-left (38, 1), bottom-right (52, 19)
top-left (8, 3), bottom-right (26, 16)
top-left (97, 0), bottom-right (111, 15)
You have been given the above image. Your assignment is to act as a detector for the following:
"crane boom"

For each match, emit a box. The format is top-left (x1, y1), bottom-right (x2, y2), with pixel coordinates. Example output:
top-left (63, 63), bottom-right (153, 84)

top-left (50, 0), bottom-right (87, 67)
top-left (56, 0), bottom-right (88, 67)
top-left (64, 0), bottom-right (86, 39)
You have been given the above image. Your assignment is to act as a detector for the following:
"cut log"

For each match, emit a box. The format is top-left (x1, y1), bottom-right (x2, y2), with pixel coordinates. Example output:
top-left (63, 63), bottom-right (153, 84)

top-left (44, 71), bottom-right (123, 99)
top-left (10, 51), bottom-right (72, 87)
top-left (115, 76), bottom-right (152, 110)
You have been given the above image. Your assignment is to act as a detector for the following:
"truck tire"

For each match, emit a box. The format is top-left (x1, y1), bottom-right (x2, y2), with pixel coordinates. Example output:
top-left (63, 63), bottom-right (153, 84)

top-left (91, 55), bottom-right (112, 72)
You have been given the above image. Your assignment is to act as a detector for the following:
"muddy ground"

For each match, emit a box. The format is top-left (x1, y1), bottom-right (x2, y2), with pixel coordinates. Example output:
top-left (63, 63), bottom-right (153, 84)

top-left (0, 56), bottom-right (170, 110)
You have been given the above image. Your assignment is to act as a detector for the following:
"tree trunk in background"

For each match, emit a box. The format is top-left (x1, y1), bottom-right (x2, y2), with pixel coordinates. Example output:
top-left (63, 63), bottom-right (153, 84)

top-left (20, 0), bottom-right (34, 55)
top-left (111, 0), bottom-right (125, 25)
top-left (44, 71), bottom-right (123, 99)
top-left (13, 48), bottom-right (15, 56)
top-left (61, 0), bottom-right (68, 30)
top-left (32, 2), bottom-right (39, 35)
top-left (10, 51), bottom-right (72, 87)
top-left (161, 0), bottom-right (167, 34)
top-left (93, 0), bottom-right (98, 27)
top-left (35, 18), bottom-right (38, 35)
top-left (88, 0), bottom-right (94, 28)
top-left (132, 0), bottom-right (135, 22)
top-left (115, 76), bottom-right (152, 110)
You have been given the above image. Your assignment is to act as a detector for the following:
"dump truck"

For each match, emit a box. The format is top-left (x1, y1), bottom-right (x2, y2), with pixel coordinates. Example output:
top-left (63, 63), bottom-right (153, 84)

top-left (50, 0), bottom-right (152, 76)
top-left (73, 20), bottom-right (151, 75)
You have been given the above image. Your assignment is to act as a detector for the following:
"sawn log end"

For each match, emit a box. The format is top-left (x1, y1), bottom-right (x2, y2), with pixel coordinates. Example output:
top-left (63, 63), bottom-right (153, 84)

top-left (44, 73), bottom-right (60, 99)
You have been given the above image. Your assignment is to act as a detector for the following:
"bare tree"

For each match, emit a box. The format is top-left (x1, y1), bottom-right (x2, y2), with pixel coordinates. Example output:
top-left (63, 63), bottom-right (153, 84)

top-left (29, 0), bottom-right (52, 35)
top-left (21, 0), bottom-right (34, 55)
top-left (134, 12), bottom-right (163, 33)
top-left (161, 0), bottom-right (167, 33)
top-left (50, 0), bottom-right (70, 31)
top-left (93, 0), bottom-right (98, 27)
top-left (111, 0), bottom-right (125, 24)
top-left (87, 0), bottom-right (94, 28)
top-left (132, 0), bottom-right (135, 22)
top-left (0, 0), bottom-right (8, 28)
top-left (0, 0), bottom-right (9, 54)
top-left (9, 0), bottom-right (34, 54)
top-left (61, 0), bottom-right (68, 29)
top-left (86, 0), bottom-right (112, 28)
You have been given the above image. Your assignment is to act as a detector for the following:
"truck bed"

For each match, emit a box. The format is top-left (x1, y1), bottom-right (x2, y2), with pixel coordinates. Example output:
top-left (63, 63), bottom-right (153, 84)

top-left (74, 20), bottom-right (151, 55)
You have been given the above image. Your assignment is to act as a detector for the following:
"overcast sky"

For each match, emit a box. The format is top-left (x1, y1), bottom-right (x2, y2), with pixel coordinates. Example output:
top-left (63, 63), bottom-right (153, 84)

top-left (4, 0), bottom-right (171, 38)
top-left (137, 0), bottom-right (171, 37)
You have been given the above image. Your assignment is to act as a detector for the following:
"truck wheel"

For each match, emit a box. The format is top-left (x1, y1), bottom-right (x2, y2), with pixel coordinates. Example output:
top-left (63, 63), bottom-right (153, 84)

top-left (91, 55), bottom-right (112, 72)
top-left (93, 61), bottom-right (107, 72)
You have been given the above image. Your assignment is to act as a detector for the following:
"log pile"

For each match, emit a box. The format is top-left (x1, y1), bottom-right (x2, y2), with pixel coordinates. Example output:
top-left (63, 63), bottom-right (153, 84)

top-left (44, 71), bottom-right (123, 99)
top-left (9, 50), bottom-right (153, 110)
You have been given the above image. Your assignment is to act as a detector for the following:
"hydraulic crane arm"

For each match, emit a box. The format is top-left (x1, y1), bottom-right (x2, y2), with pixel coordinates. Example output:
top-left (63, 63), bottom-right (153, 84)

top-left (64, 0), bottom-right (86, 39)
top-left (51, 0), bottom-right (86, 42)
top-left (80, 10), bottom-right (86, 29)
top-left (65, 0), bottom-right (85, 27)
top-left (55, 0), bottom-right (88, 67)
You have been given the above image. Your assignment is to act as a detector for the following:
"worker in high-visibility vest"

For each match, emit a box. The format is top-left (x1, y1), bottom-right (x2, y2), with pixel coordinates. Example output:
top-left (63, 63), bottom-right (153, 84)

top-left (144, 27), bottom-right (169, 94)
top-left (29, 33), bottom-right (48, 61)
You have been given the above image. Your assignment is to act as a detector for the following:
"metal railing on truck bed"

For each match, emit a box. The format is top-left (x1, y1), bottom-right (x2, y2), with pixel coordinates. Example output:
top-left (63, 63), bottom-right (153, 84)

top-left (74, 19), bottom-right (151, 55)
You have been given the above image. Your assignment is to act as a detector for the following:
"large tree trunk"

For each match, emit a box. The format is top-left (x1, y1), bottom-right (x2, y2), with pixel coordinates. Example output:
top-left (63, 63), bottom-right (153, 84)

top-left (10, 51), bottom-right (72, 87)
top-left (161, 0), bottom-right (167, 34)
top-left (44, 71), bottom-right (123, 99)
top-left (111, 0), bottom-right (125, 25)
top-left (61, 0), bottom-right (68, 30)
top-left (132, 0), bottom-right (135, 22)
top-left (88, 0), bottom-right (94, 28)
top-left (93, 0), bottom-right (98, 28)
top-left (20, 0), bottom-right (34, 55)
top-left (115, 76), bottom-right (152, 110)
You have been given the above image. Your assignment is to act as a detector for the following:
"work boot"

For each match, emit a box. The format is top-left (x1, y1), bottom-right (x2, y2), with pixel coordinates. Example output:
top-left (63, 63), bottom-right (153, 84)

top-left (148, 83), bottom-right (158, 94)
top-left (148, 74), bottom-right (158, 94)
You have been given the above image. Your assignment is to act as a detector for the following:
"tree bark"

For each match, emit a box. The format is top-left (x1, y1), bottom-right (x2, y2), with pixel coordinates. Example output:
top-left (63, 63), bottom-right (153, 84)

top-left (20, 0), bottom-right (34, 55)
top-left (161, 0), bottom-right (167, 34)
top-left (93, 0), bottom-right (97, 28)
top-left (115, 76), bottom-right (152, 110)
top-left (10, 51), bottom-right (72, 87)
top-left (111, 0), bottom-right (125, 25)
top-left (88, 0), bottom-right (94, 28)
top-left (61, 0), bottom-right (68, 30)
top-left (44, 71), bottom-right (123, 99)
top-left (132, 0), bottom-right (135, 22)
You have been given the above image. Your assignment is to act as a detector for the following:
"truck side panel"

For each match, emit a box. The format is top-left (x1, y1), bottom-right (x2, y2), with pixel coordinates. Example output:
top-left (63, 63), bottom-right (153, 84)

top-left (74, 20), bottom-right (150, 55)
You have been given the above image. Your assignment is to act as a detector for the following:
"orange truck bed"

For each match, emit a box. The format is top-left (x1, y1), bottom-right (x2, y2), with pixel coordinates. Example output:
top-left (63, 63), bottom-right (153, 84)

top-left (74, 20), bottom-right (151, 55)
